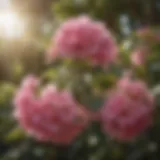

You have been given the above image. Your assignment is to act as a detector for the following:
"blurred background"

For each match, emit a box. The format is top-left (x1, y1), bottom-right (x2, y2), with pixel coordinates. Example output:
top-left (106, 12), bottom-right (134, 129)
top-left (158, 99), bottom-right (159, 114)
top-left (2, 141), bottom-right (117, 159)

top-left (0, 0), bottom-right (160, 159)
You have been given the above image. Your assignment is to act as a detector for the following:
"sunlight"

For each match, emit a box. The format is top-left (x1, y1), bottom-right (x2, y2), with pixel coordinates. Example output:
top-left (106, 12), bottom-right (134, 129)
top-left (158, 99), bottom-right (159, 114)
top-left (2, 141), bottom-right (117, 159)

top-left (0, 10), bottom-right (25, 39)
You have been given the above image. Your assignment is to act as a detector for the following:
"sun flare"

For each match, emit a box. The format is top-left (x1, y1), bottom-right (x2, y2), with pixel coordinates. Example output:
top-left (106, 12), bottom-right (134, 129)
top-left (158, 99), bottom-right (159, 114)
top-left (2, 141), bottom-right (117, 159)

top-left (0, 10), bottom-right (25, 39)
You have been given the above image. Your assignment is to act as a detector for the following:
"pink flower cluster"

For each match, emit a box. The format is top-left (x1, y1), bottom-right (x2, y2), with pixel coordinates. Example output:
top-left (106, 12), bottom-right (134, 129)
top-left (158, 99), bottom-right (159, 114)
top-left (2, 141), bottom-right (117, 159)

top-left (14, 75), bottom-right (89, 144)
top-left (100, 75), bottom-right (154, 141)
top-left (13, 74), bottom-right (155, 143)
top-left (13, 16), bottom-right (156, 144)
top-left (48, 16), bottom-right (117, 66)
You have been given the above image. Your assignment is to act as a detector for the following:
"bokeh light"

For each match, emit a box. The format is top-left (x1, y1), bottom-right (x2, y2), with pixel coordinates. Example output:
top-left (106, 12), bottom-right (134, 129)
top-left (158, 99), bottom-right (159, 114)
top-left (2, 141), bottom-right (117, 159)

top-left (0, 10), bottom-right (25, 39)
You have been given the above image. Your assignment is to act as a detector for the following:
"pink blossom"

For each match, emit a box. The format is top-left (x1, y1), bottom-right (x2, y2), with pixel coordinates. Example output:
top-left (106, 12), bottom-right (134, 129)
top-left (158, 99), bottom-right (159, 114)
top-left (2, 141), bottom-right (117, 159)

top-left (48, 16), bottom-right (117, 66)
top-left (14, 76), bottom-right (89, 144)
top-left (100, 77), bottom-right (154, 141)
top-left (131, 49), bottom-right (147, 66)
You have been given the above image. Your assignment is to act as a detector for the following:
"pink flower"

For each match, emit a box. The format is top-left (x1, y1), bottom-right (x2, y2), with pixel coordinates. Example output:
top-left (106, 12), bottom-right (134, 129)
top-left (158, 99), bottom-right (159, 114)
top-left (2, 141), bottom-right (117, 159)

top-left (100, 76), bottom-right (154, 141)
top-left (14, 76), bottom-right (89, 144)
top-left (48, 16), bottom-right (117, 66)
top-left (131, 48), bottom-right (148, 66)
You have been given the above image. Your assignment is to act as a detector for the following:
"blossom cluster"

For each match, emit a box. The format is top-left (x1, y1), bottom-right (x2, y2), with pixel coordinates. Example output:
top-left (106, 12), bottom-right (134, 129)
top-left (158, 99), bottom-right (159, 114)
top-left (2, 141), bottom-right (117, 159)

top-left (13, 16), bottom-right (155, 144)
top-left (48, 16), bottom-right (117, 66)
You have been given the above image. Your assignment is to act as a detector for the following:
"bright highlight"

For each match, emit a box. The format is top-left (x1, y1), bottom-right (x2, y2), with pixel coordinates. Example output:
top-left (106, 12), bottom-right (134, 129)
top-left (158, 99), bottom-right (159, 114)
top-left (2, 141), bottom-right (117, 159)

top-left (0, 10), bottom-right (25, 39)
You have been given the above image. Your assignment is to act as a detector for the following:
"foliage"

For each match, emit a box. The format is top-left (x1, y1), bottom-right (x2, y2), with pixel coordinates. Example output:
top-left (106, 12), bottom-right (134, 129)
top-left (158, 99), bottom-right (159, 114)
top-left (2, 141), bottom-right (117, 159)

top-left (53, 0), bottom-right (160, 32)
top-left (0, 0), bottom-right (160, 160)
